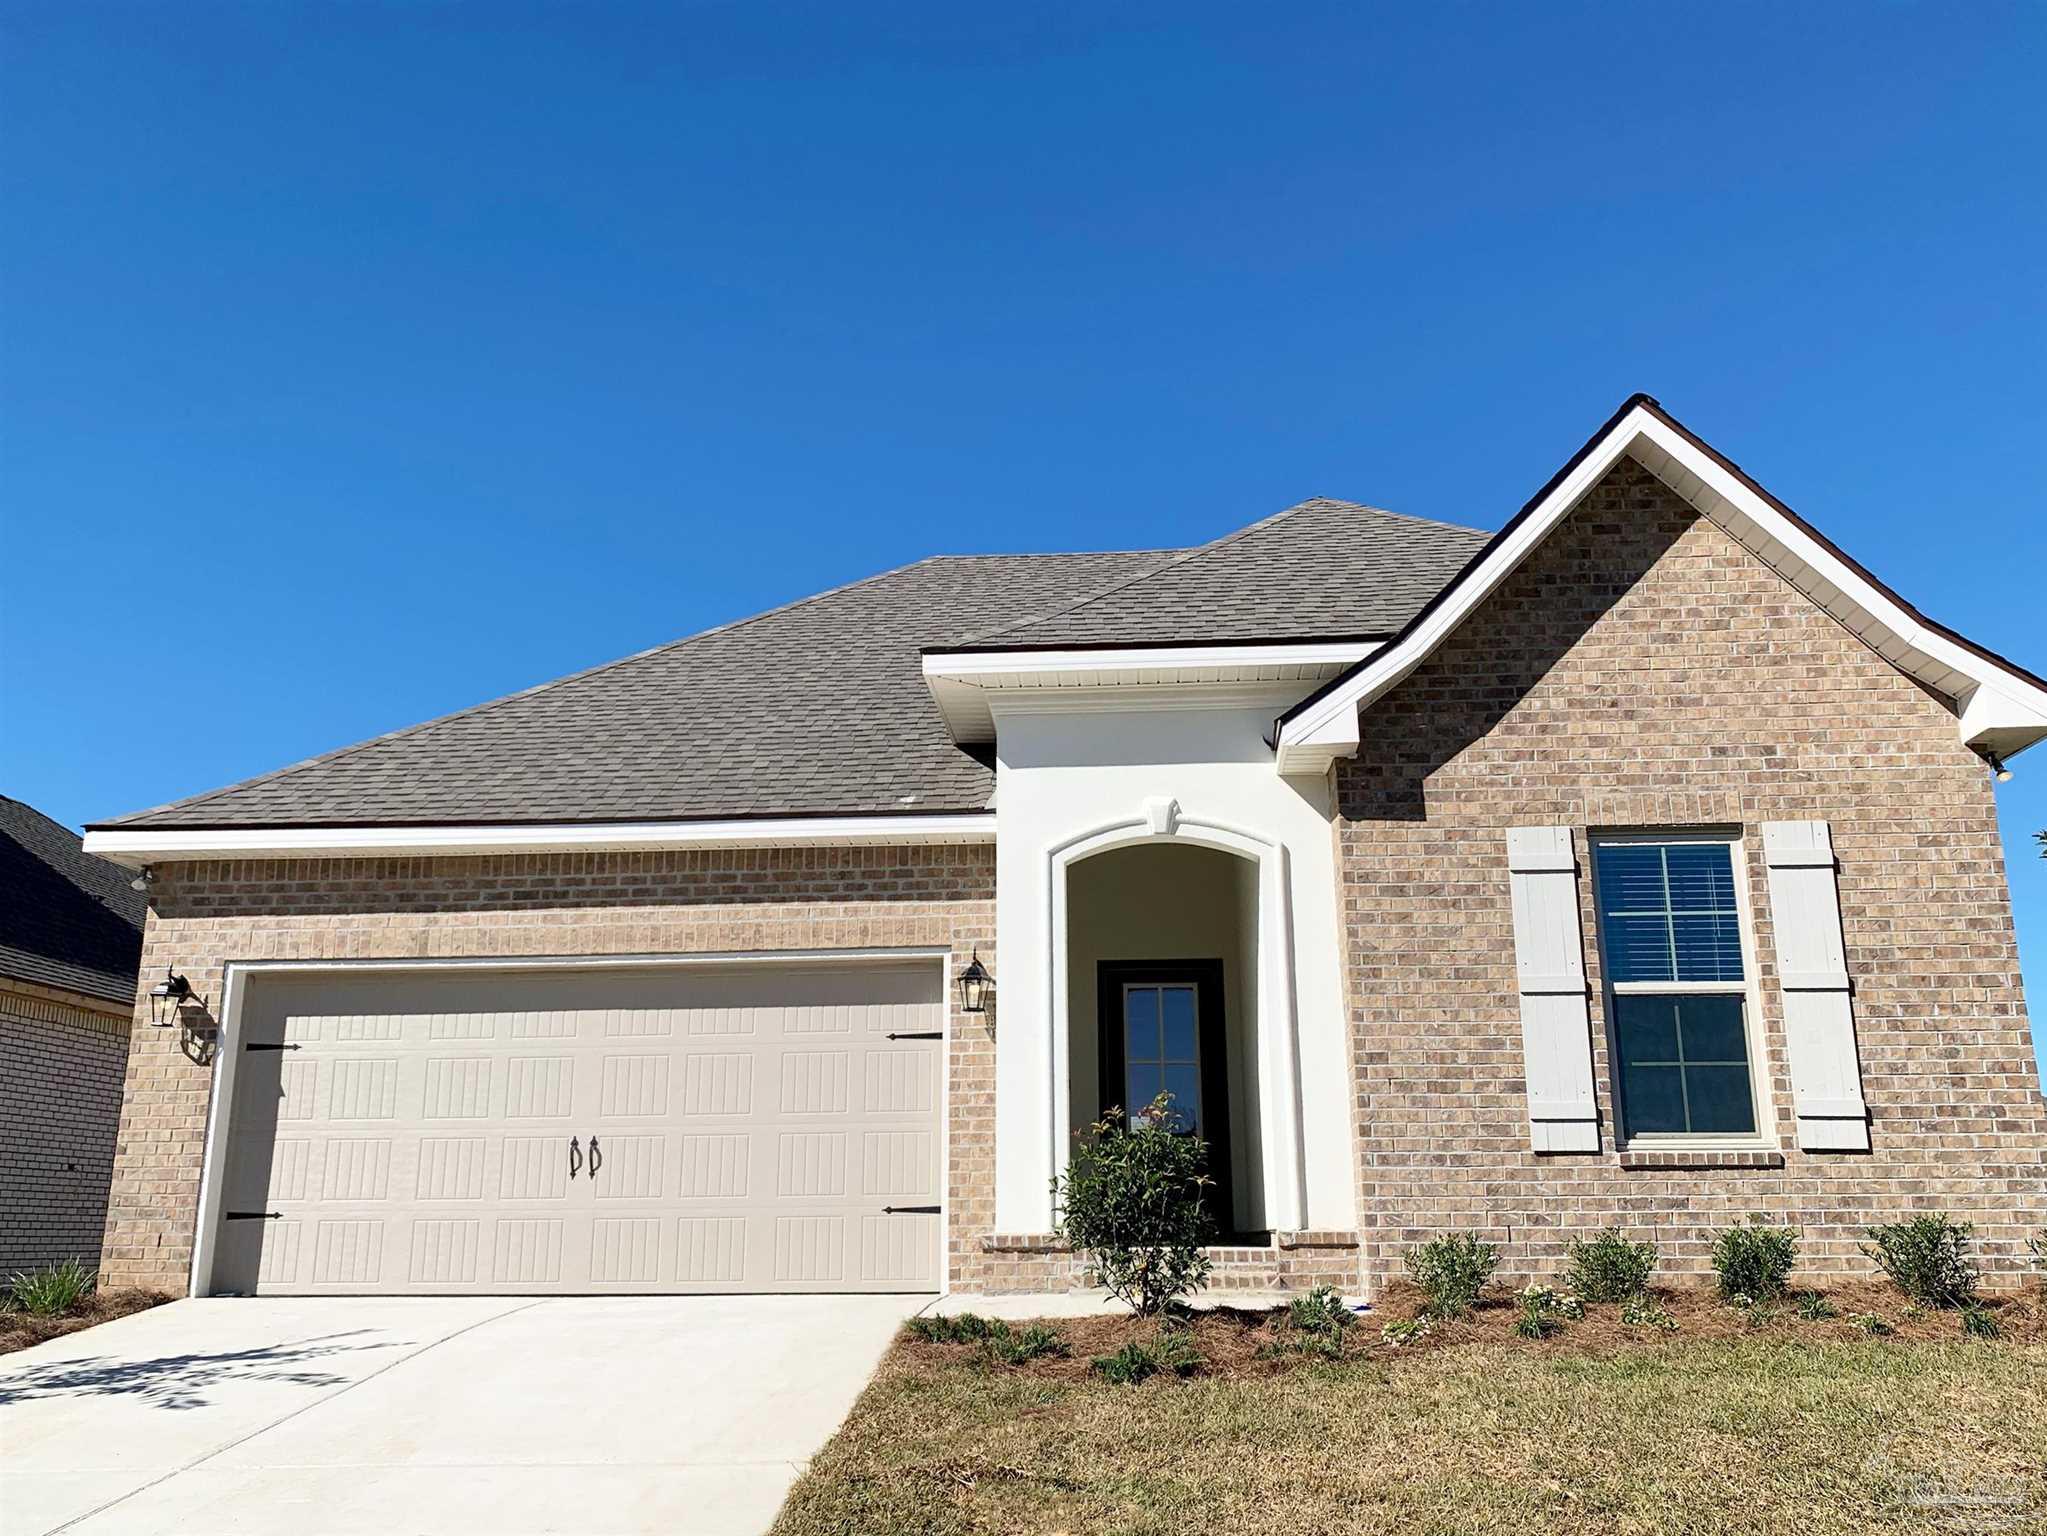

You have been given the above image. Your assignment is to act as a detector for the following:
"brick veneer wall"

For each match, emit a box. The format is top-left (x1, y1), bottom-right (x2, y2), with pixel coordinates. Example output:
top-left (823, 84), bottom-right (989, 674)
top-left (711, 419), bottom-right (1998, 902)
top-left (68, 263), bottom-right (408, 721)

top-left (100, 846), bottom-right (996, 1295)
top-left (1335, 455), bottom-right (2047, 1290)
top-left (1, 979), bottom-right (132, 1273)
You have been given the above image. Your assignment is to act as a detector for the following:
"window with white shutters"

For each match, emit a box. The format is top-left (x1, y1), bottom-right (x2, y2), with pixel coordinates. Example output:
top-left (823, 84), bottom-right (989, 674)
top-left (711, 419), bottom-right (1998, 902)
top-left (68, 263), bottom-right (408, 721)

top-left (1591, 835), bottom-right (1770, 1143)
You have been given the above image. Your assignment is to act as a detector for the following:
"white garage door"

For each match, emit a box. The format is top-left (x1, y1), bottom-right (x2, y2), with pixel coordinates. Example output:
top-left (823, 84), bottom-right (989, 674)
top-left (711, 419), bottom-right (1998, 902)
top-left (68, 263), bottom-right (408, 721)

top-left (212, 962), bottom-right (944, 1295)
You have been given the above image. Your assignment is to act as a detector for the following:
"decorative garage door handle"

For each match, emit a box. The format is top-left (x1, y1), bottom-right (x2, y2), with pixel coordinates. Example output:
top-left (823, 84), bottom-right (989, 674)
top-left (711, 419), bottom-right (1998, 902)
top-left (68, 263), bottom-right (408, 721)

top-left (568, 1136), bottom-right (582, 1180)
top-left (588, 1136), bottom-right (602, 1177)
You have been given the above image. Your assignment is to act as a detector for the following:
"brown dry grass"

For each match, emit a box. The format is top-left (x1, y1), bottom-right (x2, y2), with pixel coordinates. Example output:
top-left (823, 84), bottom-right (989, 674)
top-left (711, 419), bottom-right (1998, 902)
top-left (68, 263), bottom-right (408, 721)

top-left (773, 1284), bottom-right (2047, 1536)
top-left (0, 1288), bottom-right (171, 1356)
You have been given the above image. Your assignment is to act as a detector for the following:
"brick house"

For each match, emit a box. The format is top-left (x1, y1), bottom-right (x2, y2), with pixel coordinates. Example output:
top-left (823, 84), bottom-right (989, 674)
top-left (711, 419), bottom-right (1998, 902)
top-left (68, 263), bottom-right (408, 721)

top-left (82, 396), bottom-right (2047, 1300)
top-left (1, 796), bottom-right (145, 1274)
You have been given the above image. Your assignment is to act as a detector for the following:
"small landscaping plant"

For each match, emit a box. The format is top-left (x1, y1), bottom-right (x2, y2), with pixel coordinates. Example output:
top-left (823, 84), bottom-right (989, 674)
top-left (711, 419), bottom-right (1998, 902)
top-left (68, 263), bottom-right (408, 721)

top-left (1796, 1292), bottom-right (1839, 1322)
top-left (1091, 1328), bottom-right (1202, 1383)
top-left (983, 1321), bottom-right (1068, 1366)
top-left (906, 1312), bottom-right (995, 1344)
top-left (1620, 1294), bottom-right (1678, 1333)
top-left (1405, 1232), bottom-right (1498, 1318)
top-left (1960, 1304), bottom-right (2001, 1340)
top-left (907, 1311), bottom-right (1067, 1365)
top-left (1565, 1228), bottom-right (1657, 1302)
top-left (1863, 1213), bottom-right (1979, 1308)
top-left (1850, 1312), bottom-right (1895, 1338)
top-left (1512, 1283), bottom-right (1582, 1339)
top-left (4, 1260), bottom-right (95, 1318)
top-left (1379, 1316), bottom-right (1431, 1347)
top-left (1055, 1097), bottom-right (1214, 1316)
top-left (1711, 1215), bottom-right (1797, 1303)
top-left (2028, 1232), bottom-right (2046, 1274)
top-left (1273, 1285), bottom-right (1355, 1358)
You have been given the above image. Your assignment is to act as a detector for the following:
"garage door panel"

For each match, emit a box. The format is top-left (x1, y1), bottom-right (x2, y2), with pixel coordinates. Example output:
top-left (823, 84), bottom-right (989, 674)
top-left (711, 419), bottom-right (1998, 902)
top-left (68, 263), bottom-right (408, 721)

top-left (219, 963), bottom-right (942, 1296)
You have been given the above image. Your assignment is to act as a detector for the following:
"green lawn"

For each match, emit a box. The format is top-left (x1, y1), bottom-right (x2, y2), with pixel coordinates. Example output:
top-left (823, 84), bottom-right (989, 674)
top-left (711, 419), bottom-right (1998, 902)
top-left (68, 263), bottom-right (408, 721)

top-left (773, 1300), bottom-right (2047, 1536)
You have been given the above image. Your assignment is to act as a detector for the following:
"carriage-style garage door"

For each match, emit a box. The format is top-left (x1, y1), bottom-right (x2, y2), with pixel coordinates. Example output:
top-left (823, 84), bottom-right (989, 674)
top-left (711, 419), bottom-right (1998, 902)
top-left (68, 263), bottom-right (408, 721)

top-left (211, 962), bottom-right (944, 1295)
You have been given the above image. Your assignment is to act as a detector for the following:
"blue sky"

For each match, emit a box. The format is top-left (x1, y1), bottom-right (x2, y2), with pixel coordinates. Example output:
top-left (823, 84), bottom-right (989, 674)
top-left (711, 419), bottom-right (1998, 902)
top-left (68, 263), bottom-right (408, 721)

top-left (4, 4), bottom-right (2043, 1070)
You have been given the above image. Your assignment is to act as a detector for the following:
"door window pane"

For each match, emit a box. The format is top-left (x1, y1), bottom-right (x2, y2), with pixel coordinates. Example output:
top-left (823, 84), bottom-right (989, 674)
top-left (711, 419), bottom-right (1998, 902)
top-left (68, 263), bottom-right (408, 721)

top-left (1124, 986), bottom-right (1159, 1061)
top-left (1160, 987), bottom-right (1198, 1062)
top-left (1122, 983), bottom-right (1203, 1133)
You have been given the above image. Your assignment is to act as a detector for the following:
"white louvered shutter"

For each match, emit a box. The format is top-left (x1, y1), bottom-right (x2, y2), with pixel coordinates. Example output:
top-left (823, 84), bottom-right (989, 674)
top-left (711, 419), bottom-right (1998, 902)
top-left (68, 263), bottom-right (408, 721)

top-left (1507, 827), bottom-right (1599, 1153)
top-left (1761, 821), bottom-right (1871, 1151)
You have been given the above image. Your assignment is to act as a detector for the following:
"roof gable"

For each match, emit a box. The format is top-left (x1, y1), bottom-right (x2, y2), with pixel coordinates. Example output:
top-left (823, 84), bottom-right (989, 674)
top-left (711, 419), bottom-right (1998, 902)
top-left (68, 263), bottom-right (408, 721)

top-left (1275, 395), bottom-right (2047, 773)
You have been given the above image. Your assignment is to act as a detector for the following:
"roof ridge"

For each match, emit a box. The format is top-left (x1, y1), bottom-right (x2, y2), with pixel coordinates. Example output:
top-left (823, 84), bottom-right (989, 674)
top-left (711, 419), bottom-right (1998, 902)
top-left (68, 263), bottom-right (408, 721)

top-left (947, 497), bottom-right (1382, 649)
top-left (90, 551), bottom-right (964, 830)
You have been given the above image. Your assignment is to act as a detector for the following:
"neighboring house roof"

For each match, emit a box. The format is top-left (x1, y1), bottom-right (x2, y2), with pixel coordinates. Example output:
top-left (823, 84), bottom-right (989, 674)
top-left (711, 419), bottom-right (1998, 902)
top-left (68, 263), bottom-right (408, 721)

top-left (0, 796), bottom-right (147, 1005)
top-left (90, 500), bottom-right (1487, 833)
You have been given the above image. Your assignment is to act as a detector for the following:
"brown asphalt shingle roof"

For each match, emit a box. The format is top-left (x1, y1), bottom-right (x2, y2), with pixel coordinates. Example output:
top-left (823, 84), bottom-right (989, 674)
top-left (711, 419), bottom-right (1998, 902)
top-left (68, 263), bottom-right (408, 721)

top-left (96, 499), bottom-right (1488, 831)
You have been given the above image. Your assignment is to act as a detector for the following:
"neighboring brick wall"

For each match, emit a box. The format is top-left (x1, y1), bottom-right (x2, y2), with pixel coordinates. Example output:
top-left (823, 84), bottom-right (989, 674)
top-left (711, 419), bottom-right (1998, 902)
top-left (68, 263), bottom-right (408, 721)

top-left (1335, 455), bottom-right (2047, 1290)
top-left (101, 846), bottom-right (995, 1295)
top-left (1, 979), bottom-right (132, 1274)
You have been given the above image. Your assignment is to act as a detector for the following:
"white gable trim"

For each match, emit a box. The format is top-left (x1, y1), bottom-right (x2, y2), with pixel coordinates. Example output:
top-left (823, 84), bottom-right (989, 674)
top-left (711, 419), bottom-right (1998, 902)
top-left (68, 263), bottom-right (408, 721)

top-left (1274, 401), bottom-right (2047, 774)
top-left (81, 812), bottom-right (999, 868)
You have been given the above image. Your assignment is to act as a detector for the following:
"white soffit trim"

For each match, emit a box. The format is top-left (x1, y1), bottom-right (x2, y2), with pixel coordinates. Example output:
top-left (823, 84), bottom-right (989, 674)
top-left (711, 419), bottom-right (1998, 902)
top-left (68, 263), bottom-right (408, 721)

top-left (81, 813), bottom-right (999, 868)
top-left (1274, 403), bottom-right (2047, 774)
top-left (923, 640), bottom-right (1379, 743)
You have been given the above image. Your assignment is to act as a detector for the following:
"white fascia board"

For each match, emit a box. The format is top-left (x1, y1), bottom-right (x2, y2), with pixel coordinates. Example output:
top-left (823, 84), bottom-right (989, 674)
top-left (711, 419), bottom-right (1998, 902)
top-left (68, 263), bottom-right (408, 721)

top-left (80, 813), bottom-right (999, 868)
top-left (924, 640), bottom-right (1378, 743)
top-left (1275, 405), bottom-right (2047, 772)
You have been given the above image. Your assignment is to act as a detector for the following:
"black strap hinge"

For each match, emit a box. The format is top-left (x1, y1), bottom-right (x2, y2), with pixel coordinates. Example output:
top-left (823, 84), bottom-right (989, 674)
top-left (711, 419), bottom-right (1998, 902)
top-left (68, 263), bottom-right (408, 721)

top-left (881, 1204), bottom-right (940, 1215)
top-left (245, 1042), bottom-right (301, 1052)
top-left (226, 1211), bottom-right (283, 1221)
top-left (885, 1031), bottom-right (943, 1041)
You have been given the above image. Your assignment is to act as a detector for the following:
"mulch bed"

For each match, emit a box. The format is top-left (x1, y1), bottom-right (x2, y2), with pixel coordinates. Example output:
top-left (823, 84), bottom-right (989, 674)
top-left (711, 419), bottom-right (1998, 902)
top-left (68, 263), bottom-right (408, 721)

top-left (902, 1282), bottom-right (2047, 1382)
top-left (0, 1289), bottom-right (172, 1356)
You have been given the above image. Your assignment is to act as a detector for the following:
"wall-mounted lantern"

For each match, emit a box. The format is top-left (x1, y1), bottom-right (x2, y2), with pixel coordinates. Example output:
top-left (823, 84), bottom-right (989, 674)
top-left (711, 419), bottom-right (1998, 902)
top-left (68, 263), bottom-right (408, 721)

top-left (956, 952), bottom-right (994, 1015)
top-left (148, 968), bottom-right (203, 1028)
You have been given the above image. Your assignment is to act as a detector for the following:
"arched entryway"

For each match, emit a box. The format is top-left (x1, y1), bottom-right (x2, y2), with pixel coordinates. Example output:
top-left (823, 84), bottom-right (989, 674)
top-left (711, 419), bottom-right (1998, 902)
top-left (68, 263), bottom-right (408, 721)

top-left (1065, 841), bottom-right (1264, 1233)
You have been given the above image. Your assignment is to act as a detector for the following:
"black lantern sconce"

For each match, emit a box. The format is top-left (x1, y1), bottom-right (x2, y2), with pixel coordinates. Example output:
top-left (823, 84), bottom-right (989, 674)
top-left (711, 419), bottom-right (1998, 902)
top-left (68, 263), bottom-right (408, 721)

top-left (956, 952), bottom-right (993, 1015)
top-left (148, 968), bottom-right (205, 1028)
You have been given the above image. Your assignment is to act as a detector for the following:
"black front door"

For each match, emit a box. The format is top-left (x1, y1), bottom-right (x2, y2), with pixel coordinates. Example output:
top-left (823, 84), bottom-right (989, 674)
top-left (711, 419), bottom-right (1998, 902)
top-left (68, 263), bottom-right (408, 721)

top-left (1097, 960), bottom-right (1233, 1232)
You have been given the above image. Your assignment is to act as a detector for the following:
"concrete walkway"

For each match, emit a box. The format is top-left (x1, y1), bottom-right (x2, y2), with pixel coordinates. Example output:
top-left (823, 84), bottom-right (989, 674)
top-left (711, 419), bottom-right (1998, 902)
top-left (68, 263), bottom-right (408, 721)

top-left (0, 1293), bottom-right (927, 1536)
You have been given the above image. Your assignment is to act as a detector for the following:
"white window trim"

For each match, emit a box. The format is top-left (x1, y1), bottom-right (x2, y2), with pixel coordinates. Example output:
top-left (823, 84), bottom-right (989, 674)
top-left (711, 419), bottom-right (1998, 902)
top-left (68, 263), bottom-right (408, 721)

top-left (1588, 830), bottom-right (1780, 1153)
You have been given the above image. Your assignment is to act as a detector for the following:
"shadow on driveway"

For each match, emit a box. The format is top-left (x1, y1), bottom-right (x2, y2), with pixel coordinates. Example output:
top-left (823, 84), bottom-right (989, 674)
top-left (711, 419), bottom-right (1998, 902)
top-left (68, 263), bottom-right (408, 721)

top-left (0, 1330), bottom-right (407, 1411)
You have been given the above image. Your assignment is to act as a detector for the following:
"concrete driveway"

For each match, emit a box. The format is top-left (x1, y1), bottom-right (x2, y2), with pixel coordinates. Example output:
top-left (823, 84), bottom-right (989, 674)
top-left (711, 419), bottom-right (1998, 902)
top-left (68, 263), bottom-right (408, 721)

top-left (0, 1293), bottom-right (926, 1536)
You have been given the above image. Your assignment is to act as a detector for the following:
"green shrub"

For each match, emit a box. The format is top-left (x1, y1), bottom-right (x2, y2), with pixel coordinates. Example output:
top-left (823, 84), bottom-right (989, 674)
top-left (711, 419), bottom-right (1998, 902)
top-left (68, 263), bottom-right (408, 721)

top-left (906, 1312), bottom-right (995, 1344)
top-left (1404, 1233), bottom-right (1498, 1318)
top-left (1090, 1328), bottom-right (1202, 1384)
top-left (1850, 1312), bottom-right (1895, 1338)
top-left (1711, 1215), bottom-right (1798, 1302)
top-left (1796, 1292), bottom-right (1839, 1322)
top-left (983, 1321), bottom-right (1068, 1366)
top-left (5, 1260), bottom-right (95, 1317)
top-left (1862, 1214), bottom-right (1980, 1308)
top-left (1620, 1294), bottom-right (1678, 1333)
top-left (1564, 1228), bottom-right (1657, 1302)
top-left (1055, 1098), bottom-right (1214, 1316)
top-left (1513, 1284), bottom-right (1580, 1339)
top-left (1960, 1304), bottom-right (2001, 1340)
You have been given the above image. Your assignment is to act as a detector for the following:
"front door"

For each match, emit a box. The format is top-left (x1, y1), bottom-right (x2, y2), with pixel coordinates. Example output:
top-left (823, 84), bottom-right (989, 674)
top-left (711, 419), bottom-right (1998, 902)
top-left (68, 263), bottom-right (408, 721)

top-left (1096, 960), bottom-right (1234, 1232)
